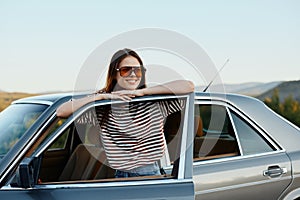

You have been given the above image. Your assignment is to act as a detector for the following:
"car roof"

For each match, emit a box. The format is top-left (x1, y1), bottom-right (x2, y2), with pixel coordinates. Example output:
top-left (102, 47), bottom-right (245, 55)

top-left (12, 93), bottom-right (74, 105)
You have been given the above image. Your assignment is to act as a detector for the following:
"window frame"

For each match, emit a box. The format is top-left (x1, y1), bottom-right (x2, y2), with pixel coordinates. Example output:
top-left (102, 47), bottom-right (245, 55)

top-left (193, 99), bottom-right (283, 165)
top-left (31, 94), bottom-right (193, 187)
top-left (228, 105), bottom-right (282, 153)
top-left (193, 101), bottom-right (241, 161)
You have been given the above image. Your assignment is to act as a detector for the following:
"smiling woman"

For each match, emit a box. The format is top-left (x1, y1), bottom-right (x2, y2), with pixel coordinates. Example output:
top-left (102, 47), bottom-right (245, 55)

top-left (56, 48), bottom-right (194, 178)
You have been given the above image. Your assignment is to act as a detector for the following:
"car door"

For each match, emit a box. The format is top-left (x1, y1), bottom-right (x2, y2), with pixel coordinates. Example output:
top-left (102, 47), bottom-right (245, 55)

top-left (0, 94), bottom-right (195, 200)
top-left (192, 99), bottom-right (292, 200)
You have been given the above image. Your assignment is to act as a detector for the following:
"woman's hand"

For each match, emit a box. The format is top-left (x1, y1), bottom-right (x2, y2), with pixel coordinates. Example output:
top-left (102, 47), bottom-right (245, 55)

top-left (111, 89), bottom-right (145, 98)
top-left (95, 93), bottom-right (133, 101)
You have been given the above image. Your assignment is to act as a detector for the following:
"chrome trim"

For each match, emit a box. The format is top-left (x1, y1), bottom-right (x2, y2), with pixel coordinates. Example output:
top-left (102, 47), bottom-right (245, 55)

top-left (193, 150), bottom-right (287, 166)
top-left (3, 178), bottom-right (193, 190)
top-left (36, 178), bottom-right (194, 190)
top-left (195, 96), bottom-right (229, 104)
top-left (12, 100), bottom-right (53, 106)
top-left (226, 107), bottom-right (244, 155)
top-left (177, 95), bottom-right (189, 179)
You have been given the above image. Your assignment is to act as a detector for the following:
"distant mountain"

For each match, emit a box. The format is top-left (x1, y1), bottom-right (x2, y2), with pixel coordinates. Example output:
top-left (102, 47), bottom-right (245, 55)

top-left (257, 80), bottom-right (300, 102)
top-left (223, 81), bottom-right (282, 96)
top-left (196, 81), bottom-right (282, 96)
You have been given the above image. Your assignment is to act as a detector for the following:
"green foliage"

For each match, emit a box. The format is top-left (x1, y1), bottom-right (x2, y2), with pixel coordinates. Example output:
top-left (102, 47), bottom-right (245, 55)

top-left (264, 89), bottom-right (300, 127)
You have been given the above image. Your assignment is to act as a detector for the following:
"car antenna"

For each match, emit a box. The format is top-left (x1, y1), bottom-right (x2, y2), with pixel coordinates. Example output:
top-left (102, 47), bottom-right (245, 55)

top-left (203, 58), bottom-right (230, 92)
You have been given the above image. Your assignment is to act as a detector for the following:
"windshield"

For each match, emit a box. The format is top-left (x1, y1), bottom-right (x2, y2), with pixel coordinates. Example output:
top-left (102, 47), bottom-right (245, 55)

top-left (0, 103), bottom-right (48, 157)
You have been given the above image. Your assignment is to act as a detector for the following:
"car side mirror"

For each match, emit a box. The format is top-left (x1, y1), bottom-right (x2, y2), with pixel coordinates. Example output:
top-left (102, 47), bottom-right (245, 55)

top-left (14, 157), bottom-right (40, 188)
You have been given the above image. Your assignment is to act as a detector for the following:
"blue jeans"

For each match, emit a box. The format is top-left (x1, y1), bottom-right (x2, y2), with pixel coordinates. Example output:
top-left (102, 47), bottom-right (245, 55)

top-left (115, 162), bottom-right (161, 178)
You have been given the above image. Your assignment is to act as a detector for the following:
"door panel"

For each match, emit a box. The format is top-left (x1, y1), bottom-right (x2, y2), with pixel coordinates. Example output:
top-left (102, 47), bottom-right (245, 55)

top-left (0, 94), bottom-right (195, 200)
top-left (193, 152), bottom-right (292, 200)
top-left (0, 180), bottom-right (194, 200)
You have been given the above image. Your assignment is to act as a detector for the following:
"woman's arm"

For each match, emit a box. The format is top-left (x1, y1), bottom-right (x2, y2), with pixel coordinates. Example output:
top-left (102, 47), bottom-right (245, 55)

top-left (113, 80), bottom-right (195, 96)
top-left (57, 80), bottom-right (194, 118)
top-left (56, 93), bottom-right (131, 118)
top-left (142, 80), bottom-right (194, 95)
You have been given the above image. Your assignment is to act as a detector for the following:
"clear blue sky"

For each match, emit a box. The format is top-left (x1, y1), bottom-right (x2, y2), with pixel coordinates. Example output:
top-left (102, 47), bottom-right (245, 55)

top-left (0, 0), bottom-right (299, 93)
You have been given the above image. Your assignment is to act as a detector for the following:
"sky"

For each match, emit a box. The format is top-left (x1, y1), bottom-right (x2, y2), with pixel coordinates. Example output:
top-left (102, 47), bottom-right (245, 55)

top-left (0, 0), bottom-right (299, 93)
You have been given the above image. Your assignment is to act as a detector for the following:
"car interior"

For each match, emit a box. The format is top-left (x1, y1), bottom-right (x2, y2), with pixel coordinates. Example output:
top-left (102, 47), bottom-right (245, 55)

top-left (192, 104), bottom-right (240, 161)
top-left (37, 101), bottom-right (185, 184)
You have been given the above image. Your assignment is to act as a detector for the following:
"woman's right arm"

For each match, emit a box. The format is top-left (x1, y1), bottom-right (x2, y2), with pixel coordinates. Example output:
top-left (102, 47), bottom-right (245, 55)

top-left (56, 93), bottom-right (132, 118)
top-left (56, 95), bottom-right (97, 118)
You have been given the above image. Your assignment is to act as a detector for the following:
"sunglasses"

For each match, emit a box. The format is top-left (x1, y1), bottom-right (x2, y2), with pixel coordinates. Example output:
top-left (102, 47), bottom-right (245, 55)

top-left (116, 66), bottom-right (145, 77)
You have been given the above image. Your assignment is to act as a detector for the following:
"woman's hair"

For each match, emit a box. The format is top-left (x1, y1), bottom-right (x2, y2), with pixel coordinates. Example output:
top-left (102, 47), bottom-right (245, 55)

top-left (101, 48), bottom-right (146, 93)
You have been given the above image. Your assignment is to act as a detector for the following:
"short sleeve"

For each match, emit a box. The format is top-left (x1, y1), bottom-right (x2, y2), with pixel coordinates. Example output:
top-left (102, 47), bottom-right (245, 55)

top-left (76, 108), bottom-right (98, 126)
top-left (157, 99), bottom-right (185, 117)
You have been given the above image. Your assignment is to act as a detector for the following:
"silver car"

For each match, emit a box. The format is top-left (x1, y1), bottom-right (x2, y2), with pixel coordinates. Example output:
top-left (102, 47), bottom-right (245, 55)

top-left (0, 92), bottom-right (299, 200)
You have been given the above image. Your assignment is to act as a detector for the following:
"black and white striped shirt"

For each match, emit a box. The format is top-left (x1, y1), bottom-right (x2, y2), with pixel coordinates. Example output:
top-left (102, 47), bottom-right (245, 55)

top-left (77, 99), bottom-right (185, 171)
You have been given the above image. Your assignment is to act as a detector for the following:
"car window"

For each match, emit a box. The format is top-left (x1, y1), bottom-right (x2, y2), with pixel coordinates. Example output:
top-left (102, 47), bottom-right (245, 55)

top-left (48, 120), bottom-right (69, 150)
top-left (230, 111), bottom-right (275, 155)
top-left (193, 104), bottom-right (240, 161)
top-left (0, 103), bottom-right (48, 156)
top-left (34, 97), bottom-right (188, 184)
top-left (48, 128), bottom-right (70, 150)
top-left (39, 125), bottom-right (73, 182)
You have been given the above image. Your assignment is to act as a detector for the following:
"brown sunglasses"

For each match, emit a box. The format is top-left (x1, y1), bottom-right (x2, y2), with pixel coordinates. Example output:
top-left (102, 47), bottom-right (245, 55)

top-left (116, 66), bottom-right (146, 77)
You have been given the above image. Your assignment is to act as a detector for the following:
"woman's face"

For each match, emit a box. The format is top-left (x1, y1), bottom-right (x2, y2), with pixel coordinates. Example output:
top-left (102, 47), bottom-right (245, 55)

top-left (116, 55), bottom-right (142, 90)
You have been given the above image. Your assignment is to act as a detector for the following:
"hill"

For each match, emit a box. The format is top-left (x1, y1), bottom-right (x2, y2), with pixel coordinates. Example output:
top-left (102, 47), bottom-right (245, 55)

top-left (196, 81), bottom-right (282, 96)
top-left (256, 80), bottom-right (300, 102)
top-left (0, 92), bottom-right (37, 112)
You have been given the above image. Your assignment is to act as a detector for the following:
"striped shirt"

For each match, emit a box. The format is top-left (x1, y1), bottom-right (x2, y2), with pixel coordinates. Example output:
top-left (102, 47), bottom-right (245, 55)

top-left (77, 99), bottom-right (185, 171)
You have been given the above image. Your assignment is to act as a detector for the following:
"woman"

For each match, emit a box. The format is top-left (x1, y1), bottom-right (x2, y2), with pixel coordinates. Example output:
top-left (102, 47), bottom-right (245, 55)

top-left (56, 48), bottom-right (194, 177)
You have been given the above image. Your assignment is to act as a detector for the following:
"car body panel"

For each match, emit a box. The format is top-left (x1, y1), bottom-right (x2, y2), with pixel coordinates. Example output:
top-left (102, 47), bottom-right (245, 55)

top-left (0, 180), bottom-right (194, 200)
top-left (193, 152), bottom-right (292, 200)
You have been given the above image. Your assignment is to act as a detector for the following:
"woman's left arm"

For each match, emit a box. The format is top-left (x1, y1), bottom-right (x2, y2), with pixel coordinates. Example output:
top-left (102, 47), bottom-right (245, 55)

top-left (112, 80), bottom-right (194, 97)
top-left (142, 80), bottom-right (194, 95)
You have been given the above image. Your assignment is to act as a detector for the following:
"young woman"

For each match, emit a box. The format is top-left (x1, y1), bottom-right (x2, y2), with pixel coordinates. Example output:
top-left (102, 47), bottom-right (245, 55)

top-left (56, 48), bottom-right (194, 177)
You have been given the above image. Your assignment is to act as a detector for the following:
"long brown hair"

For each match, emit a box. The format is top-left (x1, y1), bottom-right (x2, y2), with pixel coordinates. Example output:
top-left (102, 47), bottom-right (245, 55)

top-left (101, 48), bottom-right (146, 93)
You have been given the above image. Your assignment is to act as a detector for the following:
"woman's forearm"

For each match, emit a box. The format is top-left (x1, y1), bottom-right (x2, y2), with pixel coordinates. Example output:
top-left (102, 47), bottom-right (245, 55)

top-left (56, 93), bottom-right (133, 118)
top-left (142, 80), bottom-right (194, 95)
top-left (56, 95), bottom-right (96, 118)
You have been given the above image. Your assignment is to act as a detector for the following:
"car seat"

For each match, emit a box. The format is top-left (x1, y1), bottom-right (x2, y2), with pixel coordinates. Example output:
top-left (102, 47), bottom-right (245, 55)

top-left (58, 125), bottom-right (111, 181)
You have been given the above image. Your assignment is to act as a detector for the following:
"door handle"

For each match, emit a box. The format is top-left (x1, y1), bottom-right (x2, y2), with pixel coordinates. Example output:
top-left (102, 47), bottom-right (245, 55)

top-left (263, 166), bottom-right (287, 178)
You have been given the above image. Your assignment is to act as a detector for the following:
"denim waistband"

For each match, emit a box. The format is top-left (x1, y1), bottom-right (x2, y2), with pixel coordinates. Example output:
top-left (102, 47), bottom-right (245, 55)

top-left (121, 162), bottom-right (160, 173)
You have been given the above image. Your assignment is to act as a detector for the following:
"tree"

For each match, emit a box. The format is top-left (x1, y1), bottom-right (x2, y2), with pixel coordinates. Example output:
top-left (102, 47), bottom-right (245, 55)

top-left (264, 89), bottom-right (300, 127)
top-left (264, 89), bottom-right (281, 114)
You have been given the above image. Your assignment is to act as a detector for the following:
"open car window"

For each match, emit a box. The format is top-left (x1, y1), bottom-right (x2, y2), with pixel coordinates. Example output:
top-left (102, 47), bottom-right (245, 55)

top-left (18, 95), bottom-right (191, 185)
